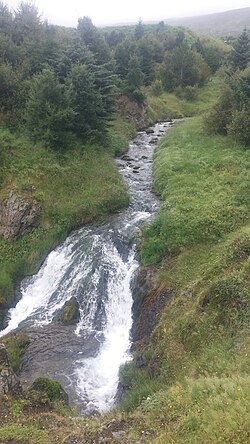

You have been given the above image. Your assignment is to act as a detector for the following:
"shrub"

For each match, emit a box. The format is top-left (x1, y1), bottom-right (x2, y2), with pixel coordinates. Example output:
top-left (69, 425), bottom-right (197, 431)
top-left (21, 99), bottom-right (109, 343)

top-left (227, 103), bottom-right (250, 147)
top-left (31, 377), bottom-right (67, 402)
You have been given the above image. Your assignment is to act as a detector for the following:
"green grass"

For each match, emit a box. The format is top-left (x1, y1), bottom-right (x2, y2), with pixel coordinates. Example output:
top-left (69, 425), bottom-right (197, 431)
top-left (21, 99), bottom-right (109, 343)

top-left (119, 117), bottom-right (250, 442)
top-left (146, 77), bottom-right (221, 122)
top-left (141, 118), bottom-right (250, 264)
top-left (0, 424), bottom-right (48, 444)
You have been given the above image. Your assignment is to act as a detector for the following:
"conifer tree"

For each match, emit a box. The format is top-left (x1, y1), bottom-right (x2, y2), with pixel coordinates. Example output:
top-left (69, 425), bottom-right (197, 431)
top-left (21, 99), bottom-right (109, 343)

top-left (231, 29), bottom-right (250, 70)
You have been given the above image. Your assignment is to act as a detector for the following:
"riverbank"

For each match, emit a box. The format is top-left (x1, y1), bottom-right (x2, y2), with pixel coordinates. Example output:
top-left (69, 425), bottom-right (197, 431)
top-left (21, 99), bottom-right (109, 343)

top-left (119, 116), bottom-right (250, 442)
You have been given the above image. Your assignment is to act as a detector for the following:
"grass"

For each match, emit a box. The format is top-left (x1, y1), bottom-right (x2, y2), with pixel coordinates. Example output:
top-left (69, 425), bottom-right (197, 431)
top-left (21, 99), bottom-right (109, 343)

top-left (141, 117), bottom-right (250, 264)
top-left (146, 76), bottom-right (221, 122)
top-left (118, 117), bottom-right (250, 442)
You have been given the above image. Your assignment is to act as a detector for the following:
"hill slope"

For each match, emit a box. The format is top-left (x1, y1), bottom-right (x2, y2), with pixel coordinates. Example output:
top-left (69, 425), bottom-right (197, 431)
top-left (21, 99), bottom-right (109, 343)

top-left (166, 7), bottom-right (250, 36)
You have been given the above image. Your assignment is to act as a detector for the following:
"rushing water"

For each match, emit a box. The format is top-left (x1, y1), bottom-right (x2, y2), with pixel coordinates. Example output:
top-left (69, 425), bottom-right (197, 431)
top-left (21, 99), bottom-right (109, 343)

top-left (0, 121), bottom-right (173, 413)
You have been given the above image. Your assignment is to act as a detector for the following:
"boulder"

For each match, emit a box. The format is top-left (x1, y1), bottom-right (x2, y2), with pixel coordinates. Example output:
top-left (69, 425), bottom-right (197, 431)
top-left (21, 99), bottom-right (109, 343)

top-left (53, 297), bottom-right (80, 325)
top-left (0, 190), bottom-right (41, 240)
top-left (0, 343), bottom-right (21, 395)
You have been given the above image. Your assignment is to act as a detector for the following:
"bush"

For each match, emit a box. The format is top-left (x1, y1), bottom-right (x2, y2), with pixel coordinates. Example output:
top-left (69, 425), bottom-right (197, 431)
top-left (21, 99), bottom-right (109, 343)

top-left (203, 86), bottom-right (234, 135)
top-left (150, 79), bottom-right (163, 97)
top-left (31, 377), bottom-right (68, 402)
top-left (227, 103), bottom-right (250, 147)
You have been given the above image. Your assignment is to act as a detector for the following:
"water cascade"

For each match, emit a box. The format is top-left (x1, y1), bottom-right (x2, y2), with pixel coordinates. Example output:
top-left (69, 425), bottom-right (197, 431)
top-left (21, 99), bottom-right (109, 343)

top-left (0, 122), bottom-right (173, 412)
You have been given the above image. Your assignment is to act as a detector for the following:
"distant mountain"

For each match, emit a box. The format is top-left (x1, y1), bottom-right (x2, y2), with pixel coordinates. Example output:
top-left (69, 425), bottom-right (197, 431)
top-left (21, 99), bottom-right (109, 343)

top-left (165, 8), bottom-right (250, 37)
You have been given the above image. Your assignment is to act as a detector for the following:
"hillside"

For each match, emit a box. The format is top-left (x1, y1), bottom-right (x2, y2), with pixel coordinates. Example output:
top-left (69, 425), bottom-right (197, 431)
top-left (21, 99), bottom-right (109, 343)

top-left (166, 7), bottom-right (250, 37)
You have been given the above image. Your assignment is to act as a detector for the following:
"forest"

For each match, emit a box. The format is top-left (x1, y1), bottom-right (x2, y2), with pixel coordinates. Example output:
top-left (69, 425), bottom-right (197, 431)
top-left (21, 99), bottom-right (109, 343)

top-left (0, 2), bottom-right (250, 443)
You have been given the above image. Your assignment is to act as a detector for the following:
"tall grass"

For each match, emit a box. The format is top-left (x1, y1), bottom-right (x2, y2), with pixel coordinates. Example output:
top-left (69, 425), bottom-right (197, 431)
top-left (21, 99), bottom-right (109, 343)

top-left (120, 117), bottom-right (250, 442)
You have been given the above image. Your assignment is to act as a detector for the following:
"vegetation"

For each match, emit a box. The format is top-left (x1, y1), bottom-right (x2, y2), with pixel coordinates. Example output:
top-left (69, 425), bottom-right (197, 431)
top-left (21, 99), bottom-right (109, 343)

top-left (204, 29), bottom-right (250, 146)
top-left (2, 331), bottom-right (30, 372)
top-left (31, 378), bottom-right (66, 402)
top-left (119, 117), bottom-right (250, 442)
top-left (0, 3), bottom-right (249, 444)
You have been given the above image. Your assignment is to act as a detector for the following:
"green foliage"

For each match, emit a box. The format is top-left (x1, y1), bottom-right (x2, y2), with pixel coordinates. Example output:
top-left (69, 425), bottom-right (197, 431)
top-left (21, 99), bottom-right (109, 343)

top-left (135, 376), bottom-right (250, 443)
top-left (31, 377), bottom-right (65, 401)
top-left (24, 67), bottom-right (75, 148)
top-left (203, 85), bottom-right (234, 135)
top-left (228, 103), bottom-right (250, 146)
top-left (205, 33), bottom-right (250, 145)
top-left (2, 332), bottom-right (30, 372)
top-left (230, 28), bottom-right (250, 70)
top-left (150, 79), bottom-right (163, 97)
top-left (126, 54), bottom-right (144, 90)
top-left (175, 85), bottom-right (198, 101)
top-left (160, 42), bottom-right (210, 92)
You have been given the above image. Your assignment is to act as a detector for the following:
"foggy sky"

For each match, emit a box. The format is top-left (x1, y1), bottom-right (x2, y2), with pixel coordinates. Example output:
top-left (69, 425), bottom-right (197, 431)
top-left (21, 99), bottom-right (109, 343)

top-left (5, 0), bottom-right (250, 27)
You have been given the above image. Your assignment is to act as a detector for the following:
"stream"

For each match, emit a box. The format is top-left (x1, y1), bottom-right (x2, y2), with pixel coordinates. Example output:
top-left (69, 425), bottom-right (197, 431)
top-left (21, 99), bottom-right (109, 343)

top-left (0, 121), bottom-right (173, 413)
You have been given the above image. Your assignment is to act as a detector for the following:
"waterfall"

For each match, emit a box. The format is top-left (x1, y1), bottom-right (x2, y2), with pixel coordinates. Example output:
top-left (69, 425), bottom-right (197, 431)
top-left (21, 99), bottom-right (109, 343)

top-left (0, 122), bottom-right (173, 412)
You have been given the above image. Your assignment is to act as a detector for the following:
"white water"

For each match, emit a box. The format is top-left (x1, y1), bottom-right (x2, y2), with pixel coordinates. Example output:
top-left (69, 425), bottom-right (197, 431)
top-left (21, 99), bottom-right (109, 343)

top-left (75, 245), bottom-right (138, 412)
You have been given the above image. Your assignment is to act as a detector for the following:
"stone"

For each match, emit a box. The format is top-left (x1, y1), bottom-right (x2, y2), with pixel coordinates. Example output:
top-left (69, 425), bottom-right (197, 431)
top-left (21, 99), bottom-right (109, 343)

top-left (0, 190), bottom-right (41, 240)
top-left (53, 297), bottom-right (80, 325)
top-left (0, 344), bottom-right (21, 395)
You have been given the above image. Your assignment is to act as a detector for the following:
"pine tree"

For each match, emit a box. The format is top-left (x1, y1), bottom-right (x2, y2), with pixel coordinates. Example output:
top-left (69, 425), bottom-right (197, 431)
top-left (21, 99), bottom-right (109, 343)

top-left (231, 29), bottom-right (250, 70)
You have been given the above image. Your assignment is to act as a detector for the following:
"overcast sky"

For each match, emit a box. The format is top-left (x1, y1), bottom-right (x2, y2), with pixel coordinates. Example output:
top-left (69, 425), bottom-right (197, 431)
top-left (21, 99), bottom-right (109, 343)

top-left (5, 0), bottom-right (250, 27)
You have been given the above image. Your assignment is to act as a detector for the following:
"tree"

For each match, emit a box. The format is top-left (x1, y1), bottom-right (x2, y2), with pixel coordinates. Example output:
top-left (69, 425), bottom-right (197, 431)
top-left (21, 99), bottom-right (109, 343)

top-left (66, 64), bottom-right (105, 139)
top-left (25, 68), bottom-right (75, 148)
top-left (230, 29), bottom-right (250, 70)
top-left (126, 54), bottom-right (144, 90)
top-left (135, 19), bottom-right (144, 40)
top-left (77, 16), bottom-right (111, 65)
top-left (160, 43), bottom-right (210, 91)
top-left (115, 38), bottom-right (136, 79)
top-left (13, 2), bottom-right (42, 44)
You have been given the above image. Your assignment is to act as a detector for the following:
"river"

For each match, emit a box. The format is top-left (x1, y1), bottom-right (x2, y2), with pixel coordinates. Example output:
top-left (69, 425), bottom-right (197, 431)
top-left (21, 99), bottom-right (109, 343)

top-left (0, 121), bottom-right (173, 413)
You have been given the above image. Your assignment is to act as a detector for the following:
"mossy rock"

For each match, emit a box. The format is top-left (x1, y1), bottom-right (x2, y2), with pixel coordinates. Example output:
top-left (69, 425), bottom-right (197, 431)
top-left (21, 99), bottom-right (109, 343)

top-left (31, 377), bottom-right (68, 403)
top-left (53, 296), bottom-right (80, 325)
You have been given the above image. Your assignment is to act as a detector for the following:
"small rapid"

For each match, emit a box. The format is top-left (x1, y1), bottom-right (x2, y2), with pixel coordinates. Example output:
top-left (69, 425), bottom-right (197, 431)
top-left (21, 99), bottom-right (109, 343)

top-left (0, 121), bottom-right (173, 413)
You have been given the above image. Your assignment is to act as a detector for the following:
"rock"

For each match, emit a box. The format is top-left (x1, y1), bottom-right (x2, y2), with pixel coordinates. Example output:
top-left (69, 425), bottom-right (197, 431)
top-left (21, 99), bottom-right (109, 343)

top-left (18, 324), bottom-right (101, 407)
top-left (121, 155), bottom-right (134, 162)
top-left (53, 297), bottom-right (80, 325)
top-left (131, 268), bottom-right (173, 347)
top-left (149, 138), bottom-right (159, 144)
top-left (116, 95), bottom-right (148, 129)
top-left (0, 190), bottom-right (41, 240)
top-left (145, 128), bottom-right (154, 134)
top-left (0, 343), bottom-right (22, 395)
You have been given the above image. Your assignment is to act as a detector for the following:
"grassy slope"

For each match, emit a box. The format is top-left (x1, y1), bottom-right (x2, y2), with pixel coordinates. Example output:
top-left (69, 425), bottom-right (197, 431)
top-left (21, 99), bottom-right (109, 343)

top-left (120, 117), bottom-right (250, 443)
top-left (146, 76), bottom-right (220, 122)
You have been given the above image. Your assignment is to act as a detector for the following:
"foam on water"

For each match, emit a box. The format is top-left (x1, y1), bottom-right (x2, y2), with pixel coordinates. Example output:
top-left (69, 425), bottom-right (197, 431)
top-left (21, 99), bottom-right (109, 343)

top-left (74, 244), bottom-right (138, 412)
